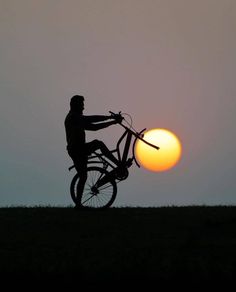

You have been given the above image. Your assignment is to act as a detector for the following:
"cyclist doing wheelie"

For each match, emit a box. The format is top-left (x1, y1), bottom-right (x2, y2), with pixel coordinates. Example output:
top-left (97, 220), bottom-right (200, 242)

top-left (64, 95), bottom-right (123, 205)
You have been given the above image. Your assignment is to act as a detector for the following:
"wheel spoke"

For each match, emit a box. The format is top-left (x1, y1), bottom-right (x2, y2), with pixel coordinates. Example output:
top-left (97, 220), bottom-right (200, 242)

top-left (82, 193), bottom-right (96, 205)
top-left (70, 167), bottom-right (117, 208)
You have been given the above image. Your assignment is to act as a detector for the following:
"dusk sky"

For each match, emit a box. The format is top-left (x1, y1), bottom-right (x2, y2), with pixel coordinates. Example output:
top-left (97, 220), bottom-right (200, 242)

top-left (1, 0), bottom-right (236, 207)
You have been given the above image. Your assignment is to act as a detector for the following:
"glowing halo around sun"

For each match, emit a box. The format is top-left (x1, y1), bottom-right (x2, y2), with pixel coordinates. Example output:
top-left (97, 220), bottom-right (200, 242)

top-left (135, 128), bottom-right (182, 172)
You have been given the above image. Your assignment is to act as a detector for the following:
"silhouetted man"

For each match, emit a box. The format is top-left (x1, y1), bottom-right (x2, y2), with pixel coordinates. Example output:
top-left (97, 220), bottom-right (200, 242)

top-left (65, 95), bottom-right (122, 203)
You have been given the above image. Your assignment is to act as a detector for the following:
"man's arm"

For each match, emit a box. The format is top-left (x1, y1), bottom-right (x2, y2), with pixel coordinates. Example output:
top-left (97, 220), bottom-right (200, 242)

top-left (82, 114), bottom-right (123, 131)
top-left (83, 115), bottom-right (112, 123)
top-left (82, 115), bottom-right (116, 131)
top-left (84, 119), bottom-right (117, 131)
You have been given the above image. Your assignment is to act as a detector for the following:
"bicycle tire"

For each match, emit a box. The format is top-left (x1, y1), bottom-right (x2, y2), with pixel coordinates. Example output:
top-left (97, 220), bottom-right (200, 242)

top-left (70, 166), bottom-right (117, 208)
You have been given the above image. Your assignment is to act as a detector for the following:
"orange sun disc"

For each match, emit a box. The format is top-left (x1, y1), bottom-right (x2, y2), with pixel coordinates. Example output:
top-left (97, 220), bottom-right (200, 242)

top-left (135, 128), bottom-right (182, 172)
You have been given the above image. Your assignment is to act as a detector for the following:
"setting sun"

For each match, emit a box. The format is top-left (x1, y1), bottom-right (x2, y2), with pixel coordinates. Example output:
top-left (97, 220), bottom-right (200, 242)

top-left (135, 129), bottom-right (182, 172)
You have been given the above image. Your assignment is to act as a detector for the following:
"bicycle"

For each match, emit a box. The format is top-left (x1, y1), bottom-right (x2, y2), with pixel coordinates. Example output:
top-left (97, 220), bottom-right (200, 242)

top-left (68, 111), bottom-right (159, 208)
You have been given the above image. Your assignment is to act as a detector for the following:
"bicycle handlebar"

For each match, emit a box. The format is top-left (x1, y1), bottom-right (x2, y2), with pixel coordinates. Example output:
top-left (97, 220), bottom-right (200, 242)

top-left (109, 111), bottom-right (160, 151)
top-left (109, 111), bottom-right (120, 116)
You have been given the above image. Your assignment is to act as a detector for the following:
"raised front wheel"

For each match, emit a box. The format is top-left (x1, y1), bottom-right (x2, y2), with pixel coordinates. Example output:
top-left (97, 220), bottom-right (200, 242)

top-left (70, 166), bottom-right (117, 208)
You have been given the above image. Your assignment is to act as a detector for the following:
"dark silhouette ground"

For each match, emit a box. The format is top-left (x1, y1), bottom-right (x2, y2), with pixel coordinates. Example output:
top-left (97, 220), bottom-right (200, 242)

top-left (1, 206), bottom-right (236, 286)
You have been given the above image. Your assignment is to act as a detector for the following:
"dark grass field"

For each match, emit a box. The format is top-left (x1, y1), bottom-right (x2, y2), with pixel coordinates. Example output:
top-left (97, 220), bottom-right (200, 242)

top-left (1, 206), bottom-right (236, 285)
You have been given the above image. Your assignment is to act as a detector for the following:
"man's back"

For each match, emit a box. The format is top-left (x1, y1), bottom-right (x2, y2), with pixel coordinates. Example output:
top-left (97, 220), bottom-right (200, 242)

top-left (65, 111), bottom-right (85, 150)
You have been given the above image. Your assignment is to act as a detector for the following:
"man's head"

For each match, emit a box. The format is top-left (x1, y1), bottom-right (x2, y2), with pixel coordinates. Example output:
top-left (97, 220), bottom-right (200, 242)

top-left (70, 95), bottom-right (84, 113)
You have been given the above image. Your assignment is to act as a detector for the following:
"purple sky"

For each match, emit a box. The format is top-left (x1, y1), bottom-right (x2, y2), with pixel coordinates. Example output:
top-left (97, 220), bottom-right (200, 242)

top-left (1, 0), bottom-right (236, 206)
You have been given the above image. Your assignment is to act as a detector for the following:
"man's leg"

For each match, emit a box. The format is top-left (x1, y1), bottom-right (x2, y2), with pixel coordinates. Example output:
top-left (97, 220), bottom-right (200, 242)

top-left (73, 152), bottom-right (88, 205)
top-left (87, 140), bottom-right (120, 166)
top-left (75, 166), bottom-right (87, 205)
top-left (68, 148), bottom-right (88, 205)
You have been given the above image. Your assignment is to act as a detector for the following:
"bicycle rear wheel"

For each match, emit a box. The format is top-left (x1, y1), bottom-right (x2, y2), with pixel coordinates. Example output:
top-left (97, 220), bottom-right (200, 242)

top-left (70, 166), bottom-right (117, 208)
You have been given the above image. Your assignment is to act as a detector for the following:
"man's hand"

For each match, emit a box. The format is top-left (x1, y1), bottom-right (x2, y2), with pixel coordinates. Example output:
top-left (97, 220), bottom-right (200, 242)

top-left (114, 114), bottom-right (123, 124)
top-left (110, 112), bottom-right (124, 124)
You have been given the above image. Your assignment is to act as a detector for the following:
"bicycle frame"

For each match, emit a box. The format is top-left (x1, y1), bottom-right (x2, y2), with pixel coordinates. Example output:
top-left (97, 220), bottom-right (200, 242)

top-left (115, 124), bottom-right (146, 167)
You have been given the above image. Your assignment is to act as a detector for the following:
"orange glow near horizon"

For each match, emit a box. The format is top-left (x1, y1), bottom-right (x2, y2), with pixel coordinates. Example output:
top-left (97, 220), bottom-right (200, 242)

top-left (135, 129), bottom-right (182, 172)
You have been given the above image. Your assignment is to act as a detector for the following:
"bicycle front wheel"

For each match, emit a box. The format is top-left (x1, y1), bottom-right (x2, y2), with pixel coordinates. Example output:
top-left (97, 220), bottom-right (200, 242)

top-left (70, 166), bottom-right (117, 208)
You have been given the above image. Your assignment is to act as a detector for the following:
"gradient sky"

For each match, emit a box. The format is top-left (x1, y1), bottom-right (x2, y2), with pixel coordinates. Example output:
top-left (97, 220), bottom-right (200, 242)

top-left (1, 0), bottom-right (236, 207)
